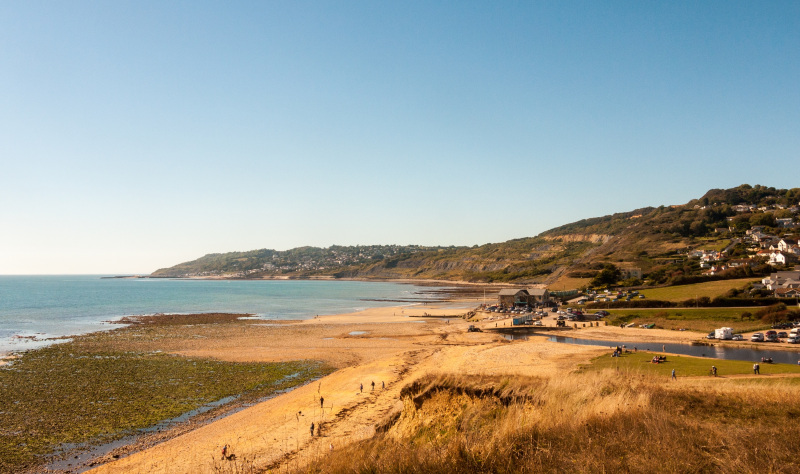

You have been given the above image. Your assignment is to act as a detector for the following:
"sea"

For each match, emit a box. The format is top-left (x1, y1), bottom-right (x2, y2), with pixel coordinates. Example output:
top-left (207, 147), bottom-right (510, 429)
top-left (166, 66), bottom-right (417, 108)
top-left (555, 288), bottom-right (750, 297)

top-left (0, 276), bottom-right (443, 354)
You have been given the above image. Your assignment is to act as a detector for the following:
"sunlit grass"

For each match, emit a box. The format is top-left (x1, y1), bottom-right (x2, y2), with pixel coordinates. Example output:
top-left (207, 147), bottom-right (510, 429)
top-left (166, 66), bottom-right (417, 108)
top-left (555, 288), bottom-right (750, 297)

top-left (304, 370), bottom-right (800, 473)
top-left (582, 351), bottom-right (800, 377)
top-left (639, 277), bottom-right (758, 301)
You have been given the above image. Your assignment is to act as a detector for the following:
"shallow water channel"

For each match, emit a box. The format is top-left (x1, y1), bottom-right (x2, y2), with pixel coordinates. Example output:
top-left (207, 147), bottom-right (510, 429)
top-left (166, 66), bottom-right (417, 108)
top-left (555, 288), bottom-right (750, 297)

top-left (546, 335), bottom-right (800, 365)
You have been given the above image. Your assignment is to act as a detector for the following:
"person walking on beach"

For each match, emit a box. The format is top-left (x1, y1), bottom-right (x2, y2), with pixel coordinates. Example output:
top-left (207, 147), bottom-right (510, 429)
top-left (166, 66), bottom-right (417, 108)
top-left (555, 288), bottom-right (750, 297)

top-left (320, 396), bottom-right (324, 409)
top-left (221, 444), bottom-right (228, 460)
top-left (671, 369), bottom-right (676, 380)
top-left (371, 381), bottom-right (375, 391)
top-left (360, 383), bottom-right (363, 393)
top-left (382, 381), bottom-right (385, 389)
top-left (310, 422), bottom-right (315, 437)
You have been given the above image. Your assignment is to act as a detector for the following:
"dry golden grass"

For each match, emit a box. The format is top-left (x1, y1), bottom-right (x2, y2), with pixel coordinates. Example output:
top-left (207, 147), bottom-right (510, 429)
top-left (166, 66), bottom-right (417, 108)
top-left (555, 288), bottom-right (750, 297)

top-left (301, 371), bottom-right (800, 473)
top-left (548, 275), bottom-right (592, 292)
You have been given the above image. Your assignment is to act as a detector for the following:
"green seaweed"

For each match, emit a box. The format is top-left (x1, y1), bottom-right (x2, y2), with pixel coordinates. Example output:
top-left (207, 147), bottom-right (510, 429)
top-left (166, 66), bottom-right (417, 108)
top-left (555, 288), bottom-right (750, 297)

top-left (0, 342), bottom-right (330, 472)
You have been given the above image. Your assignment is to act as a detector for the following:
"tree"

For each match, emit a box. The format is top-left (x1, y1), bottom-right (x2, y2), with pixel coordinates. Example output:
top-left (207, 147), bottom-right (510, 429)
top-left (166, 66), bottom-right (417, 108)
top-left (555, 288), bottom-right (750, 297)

top-left (591, 264), bottom-right (621, 287)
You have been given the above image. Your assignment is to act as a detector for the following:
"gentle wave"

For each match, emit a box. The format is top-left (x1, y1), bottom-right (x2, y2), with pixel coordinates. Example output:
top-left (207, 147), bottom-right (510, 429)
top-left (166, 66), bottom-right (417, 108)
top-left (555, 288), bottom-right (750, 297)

top-left (0, 276), bottom-right (439, 353)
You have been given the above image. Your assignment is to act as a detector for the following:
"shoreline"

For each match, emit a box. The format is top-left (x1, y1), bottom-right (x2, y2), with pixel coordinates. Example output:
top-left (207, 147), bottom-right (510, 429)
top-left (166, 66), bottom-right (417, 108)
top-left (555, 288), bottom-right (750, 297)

top-left (8, 297), bottom-right (800, 473)
top-left (0, 279), bottom-right (481, 360)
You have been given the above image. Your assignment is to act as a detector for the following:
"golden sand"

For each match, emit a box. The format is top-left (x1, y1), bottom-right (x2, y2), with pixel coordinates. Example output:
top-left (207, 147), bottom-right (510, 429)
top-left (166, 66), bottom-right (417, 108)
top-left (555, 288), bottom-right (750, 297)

top-left (87, 303), bottom-right (698, 473)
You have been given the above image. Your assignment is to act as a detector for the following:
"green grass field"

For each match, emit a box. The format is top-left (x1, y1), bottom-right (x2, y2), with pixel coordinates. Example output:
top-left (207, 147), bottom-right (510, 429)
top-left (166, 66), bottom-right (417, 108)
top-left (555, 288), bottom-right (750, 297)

top-left (605, 307), bottom-right (769, 332)
top-left (584, 351), bottom-right (800, 378)
top-left (639, 278), bottom-right (758, 302)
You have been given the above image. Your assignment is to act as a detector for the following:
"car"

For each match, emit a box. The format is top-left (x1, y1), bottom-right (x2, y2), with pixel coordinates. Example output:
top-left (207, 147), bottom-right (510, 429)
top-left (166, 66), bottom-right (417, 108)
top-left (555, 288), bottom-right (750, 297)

top-left (765, 330), bottom-right (778, 342)
top-left (751, 333), bottom-right (764, 342)
top-left (533, 320), bottom-right (543, 326)
top-left (706, 332), bottom-right (716, 339)
top-left (788, 335), bottom-right (800, 344)
top-left (731, 334), bottom-right (743, 341)
top-left (778, 331), bottom-right (789, 338)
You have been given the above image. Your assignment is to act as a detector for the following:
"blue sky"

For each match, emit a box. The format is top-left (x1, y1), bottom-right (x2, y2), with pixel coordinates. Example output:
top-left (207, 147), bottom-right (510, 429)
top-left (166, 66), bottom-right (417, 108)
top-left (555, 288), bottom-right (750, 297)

top-left (1, 1), bottom-right (798, 274)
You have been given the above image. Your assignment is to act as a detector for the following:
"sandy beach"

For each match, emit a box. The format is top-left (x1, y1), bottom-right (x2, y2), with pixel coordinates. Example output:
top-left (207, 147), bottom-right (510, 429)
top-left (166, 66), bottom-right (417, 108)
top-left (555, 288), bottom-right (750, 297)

top-left (0, 295), bottom-right (783, 473)
top-left (79, 301), bottom-right (636, 474)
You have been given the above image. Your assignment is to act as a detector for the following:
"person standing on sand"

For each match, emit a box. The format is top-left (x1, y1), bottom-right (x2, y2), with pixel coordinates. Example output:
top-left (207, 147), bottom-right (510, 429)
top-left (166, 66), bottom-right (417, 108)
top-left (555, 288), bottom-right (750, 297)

top-left (671, 369), bottom-right (676, 380)
top-left (310, 422), bottom-right (315, 437)
top-left (371, 381), bottom-right (375, 391)
top-left (360, 383), bottom-right (363, 393)
top-left (382, 381), bottom-right (385, 389)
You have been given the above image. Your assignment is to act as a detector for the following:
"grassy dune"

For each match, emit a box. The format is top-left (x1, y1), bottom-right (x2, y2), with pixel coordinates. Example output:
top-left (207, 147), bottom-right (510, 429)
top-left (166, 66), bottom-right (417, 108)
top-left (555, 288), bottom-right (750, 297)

top-left (305, 369), bottom-right (800, 473)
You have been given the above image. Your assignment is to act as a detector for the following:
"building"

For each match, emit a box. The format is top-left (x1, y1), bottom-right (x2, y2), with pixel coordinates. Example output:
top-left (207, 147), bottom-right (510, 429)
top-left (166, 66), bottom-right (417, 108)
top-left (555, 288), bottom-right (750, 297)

top-left (526, 288), bottom-right (551, 305)
top-left (619, 267), bottom-right (643, 280)
top-left (775, 288), bottom-right (800, 298)
top-left (498, 288), bottom-right (552, 307)
top-left (762, 271), bottom-right (800, 290)
top-left (498, 289), bottom-right (530, 307)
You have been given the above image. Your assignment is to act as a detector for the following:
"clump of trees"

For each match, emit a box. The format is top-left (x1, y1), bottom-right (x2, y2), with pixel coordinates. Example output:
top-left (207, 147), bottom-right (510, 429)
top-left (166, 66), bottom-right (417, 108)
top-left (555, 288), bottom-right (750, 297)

top-left (590, 264), bottom-right (621, 288)
top-left (756, 303), bottom-right (800, 324)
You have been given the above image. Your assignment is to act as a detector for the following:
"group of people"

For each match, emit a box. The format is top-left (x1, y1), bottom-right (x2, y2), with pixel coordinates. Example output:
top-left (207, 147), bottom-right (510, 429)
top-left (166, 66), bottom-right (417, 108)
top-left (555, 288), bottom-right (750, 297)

top-left (611, 345), bottom-right (633, 357)
top-left (359, 380), bottom-right (384, 392)
top-left (221, 379), bottom-right (391, 460)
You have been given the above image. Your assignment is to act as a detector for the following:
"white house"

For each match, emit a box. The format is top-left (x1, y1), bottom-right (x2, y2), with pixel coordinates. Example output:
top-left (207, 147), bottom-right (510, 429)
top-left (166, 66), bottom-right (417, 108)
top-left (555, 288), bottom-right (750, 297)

top-left (778, 238), bottom-right (797, 252)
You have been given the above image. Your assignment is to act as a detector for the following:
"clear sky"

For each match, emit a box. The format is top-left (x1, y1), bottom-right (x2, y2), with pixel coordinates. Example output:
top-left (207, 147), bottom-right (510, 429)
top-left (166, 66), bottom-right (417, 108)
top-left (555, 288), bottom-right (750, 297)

top-left (1, 1), bottom-right (798, 274)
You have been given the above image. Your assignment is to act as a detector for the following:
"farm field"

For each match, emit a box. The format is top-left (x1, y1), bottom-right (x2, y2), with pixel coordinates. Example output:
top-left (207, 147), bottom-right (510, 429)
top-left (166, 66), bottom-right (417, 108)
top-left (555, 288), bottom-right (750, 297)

top-left (638, 278), bottom-right (759, 302)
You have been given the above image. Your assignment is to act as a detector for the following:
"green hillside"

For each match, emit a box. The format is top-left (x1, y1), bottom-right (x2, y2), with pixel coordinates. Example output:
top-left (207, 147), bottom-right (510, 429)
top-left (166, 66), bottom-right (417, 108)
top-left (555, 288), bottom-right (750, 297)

top-left (152, 184), bottom-right (799, 286)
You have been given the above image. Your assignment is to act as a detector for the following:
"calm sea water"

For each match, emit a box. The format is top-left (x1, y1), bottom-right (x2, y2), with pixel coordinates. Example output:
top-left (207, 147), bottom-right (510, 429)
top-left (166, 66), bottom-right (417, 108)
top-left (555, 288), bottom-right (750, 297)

top-left (0, 276), bottom-right (440, 353)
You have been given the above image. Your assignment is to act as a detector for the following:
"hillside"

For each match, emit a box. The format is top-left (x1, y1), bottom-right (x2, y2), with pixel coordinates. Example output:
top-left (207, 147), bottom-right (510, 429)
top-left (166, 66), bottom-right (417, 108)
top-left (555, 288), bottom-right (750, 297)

top-left (152, 184), bottom-right (799, 286)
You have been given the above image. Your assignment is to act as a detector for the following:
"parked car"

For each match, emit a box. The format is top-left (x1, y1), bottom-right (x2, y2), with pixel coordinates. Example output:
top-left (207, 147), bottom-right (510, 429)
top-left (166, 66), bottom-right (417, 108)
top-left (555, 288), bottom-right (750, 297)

top-left (778, 331), bottom-right (789, 338)
top-left (533, 320), bottom-right (543, 326)
top-left (751, 333), bottom-right (764, 342)
top-left (788, 335), bottom-right (800, 344)
top-left (706, 331), bottom-right (716, 339)
top-left (731, 334), bottom-right (743, 341)
top-left (765, 330), bottom-right (779, 342)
